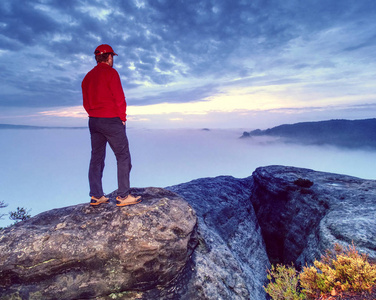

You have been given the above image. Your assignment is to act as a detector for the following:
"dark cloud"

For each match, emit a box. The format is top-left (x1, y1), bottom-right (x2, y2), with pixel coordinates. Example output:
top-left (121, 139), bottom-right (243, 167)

top-left (343, 34), bottom-right (376, 52)
top-left (0, 0), bottom-right (375, 108)
top-left (131, 83), bottom-right (219, 106)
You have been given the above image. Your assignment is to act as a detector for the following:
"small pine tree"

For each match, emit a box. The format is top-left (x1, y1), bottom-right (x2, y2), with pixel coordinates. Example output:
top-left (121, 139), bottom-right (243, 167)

top-left (0, 200), bottom-right (8, 220)
top-left (9, 207), bottom-right (31, 223)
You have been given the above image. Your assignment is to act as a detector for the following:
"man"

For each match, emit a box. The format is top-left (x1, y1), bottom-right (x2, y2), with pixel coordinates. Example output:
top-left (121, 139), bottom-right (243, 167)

top-left (82, 44), bottom-right (141, 207)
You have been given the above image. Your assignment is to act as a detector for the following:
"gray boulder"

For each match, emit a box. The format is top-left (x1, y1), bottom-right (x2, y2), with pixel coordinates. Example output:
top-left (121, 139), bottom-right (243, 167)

top-left (167, 176), bottom-right (270, 300)
top-left (0, 188), bottom-right (197, 300)
top-left (251, 165), bottom-right (376, 267)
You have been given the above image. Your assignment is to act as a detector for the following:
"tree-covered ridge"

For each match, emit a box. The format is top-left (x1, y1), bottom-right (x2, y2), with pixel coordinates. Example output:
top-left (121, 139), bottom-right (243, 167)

top-left (242, 119), bottom-right (376, 149)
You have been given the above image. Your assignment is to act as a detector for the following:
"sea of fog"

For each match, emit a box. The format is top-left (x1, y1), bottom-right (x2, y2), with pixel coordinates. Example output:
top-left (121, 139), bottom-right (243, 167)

top-left (0, 127), bottom-right (375, 227)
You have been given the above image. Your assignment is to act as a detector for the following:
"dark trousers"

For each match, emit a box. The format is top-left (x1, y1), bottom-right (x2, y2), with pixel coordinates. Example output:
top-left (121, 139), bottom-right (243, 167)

top-left (88, 117), bottom-right (132, 198)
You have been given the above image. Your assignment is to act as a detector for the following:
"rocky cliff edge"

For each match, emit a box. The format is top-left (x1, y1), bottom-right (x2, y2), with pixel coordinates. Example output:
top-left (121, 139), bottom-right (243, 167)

top-left (251, 165), bottom-right (376, 268)
top-left (1, 166), bottom-right (375, 300)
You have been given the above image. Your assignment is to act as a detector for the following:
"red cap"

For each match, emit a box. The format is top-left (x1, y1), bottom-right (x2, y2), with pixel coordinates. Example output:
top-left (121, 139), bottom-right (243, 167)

top-left (94, 44), bottom-right (118, 56)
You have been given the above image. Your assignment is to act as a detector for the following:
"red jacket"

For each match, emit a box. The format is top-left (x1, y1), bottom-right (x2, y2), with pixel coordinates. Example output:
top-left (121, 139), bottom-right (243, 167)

top-left (82, 63), bottom-right (127, 121)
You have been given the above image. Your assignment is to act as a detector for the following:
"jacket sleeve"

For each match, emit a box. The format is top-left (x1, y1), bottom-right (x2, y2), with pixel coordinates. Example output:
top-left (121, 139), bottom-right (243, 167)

top-left (110, 70), bottom-right (127, 122)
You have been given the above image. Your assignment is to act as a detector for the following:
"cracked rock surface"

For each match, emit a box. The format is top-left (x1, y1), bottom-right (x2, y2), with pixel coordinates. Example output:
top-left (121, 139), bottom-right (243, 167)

top-left (167, 176), bottom-right (270, 300)
top-left (251, 165), bottom-right (376, 268)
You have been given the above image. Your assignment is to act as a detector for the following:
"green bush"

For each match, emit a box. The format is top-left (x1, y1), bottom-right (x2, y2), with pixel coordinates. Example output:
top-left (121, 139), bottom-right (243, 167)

top-left (264, 264), bottom-right (306, 300)
top-left (300, 243), bottom-right (376, 299)
top-left (265, 244), bottom-right (376, 300)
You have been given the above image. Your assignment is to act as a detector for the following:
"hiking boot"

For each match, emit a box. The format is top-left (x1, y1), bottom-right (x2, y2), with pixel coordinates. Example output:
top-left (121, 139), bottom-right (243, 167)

top-left (116, 194), bottom-right (142, 207)
top-left (90, 195), bottom-right (110, 206)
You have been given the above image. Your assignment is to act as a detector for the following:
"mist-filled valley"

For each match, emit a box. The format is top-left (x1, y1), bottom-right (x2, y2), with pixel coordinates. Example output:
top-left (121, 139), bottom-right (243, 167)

top-left (0, 127), bottom-right (374, 227)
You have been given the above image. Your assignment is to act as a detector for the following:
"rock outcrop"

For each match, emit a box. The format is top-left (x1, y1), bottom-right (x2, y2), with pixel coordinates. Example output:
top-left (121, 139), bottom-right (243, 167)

top-left (167, 176), bottom-right (270, 300)
top-left (0, 188), bottom-right (197, 300)
top-left (1, 166), bottom-right (375, 300)
top-left (251, 165), bottom-right (376, 268)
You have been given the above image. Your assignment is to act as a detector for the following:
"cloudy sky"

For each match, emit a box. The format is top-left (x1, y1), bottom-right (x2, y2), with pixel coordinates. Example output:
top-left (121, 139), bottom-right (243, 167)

top-left (1, 0), bottom-right (375, 129)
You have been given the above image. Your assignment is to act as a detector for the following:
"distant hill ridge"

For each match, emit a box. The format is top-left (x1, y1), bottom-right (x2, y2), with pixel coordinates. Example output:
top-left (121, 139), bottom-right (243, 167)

top-left (0, 124), bottom-right (86, 130)
top-left (242, 118), bottom-right (376, 149)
